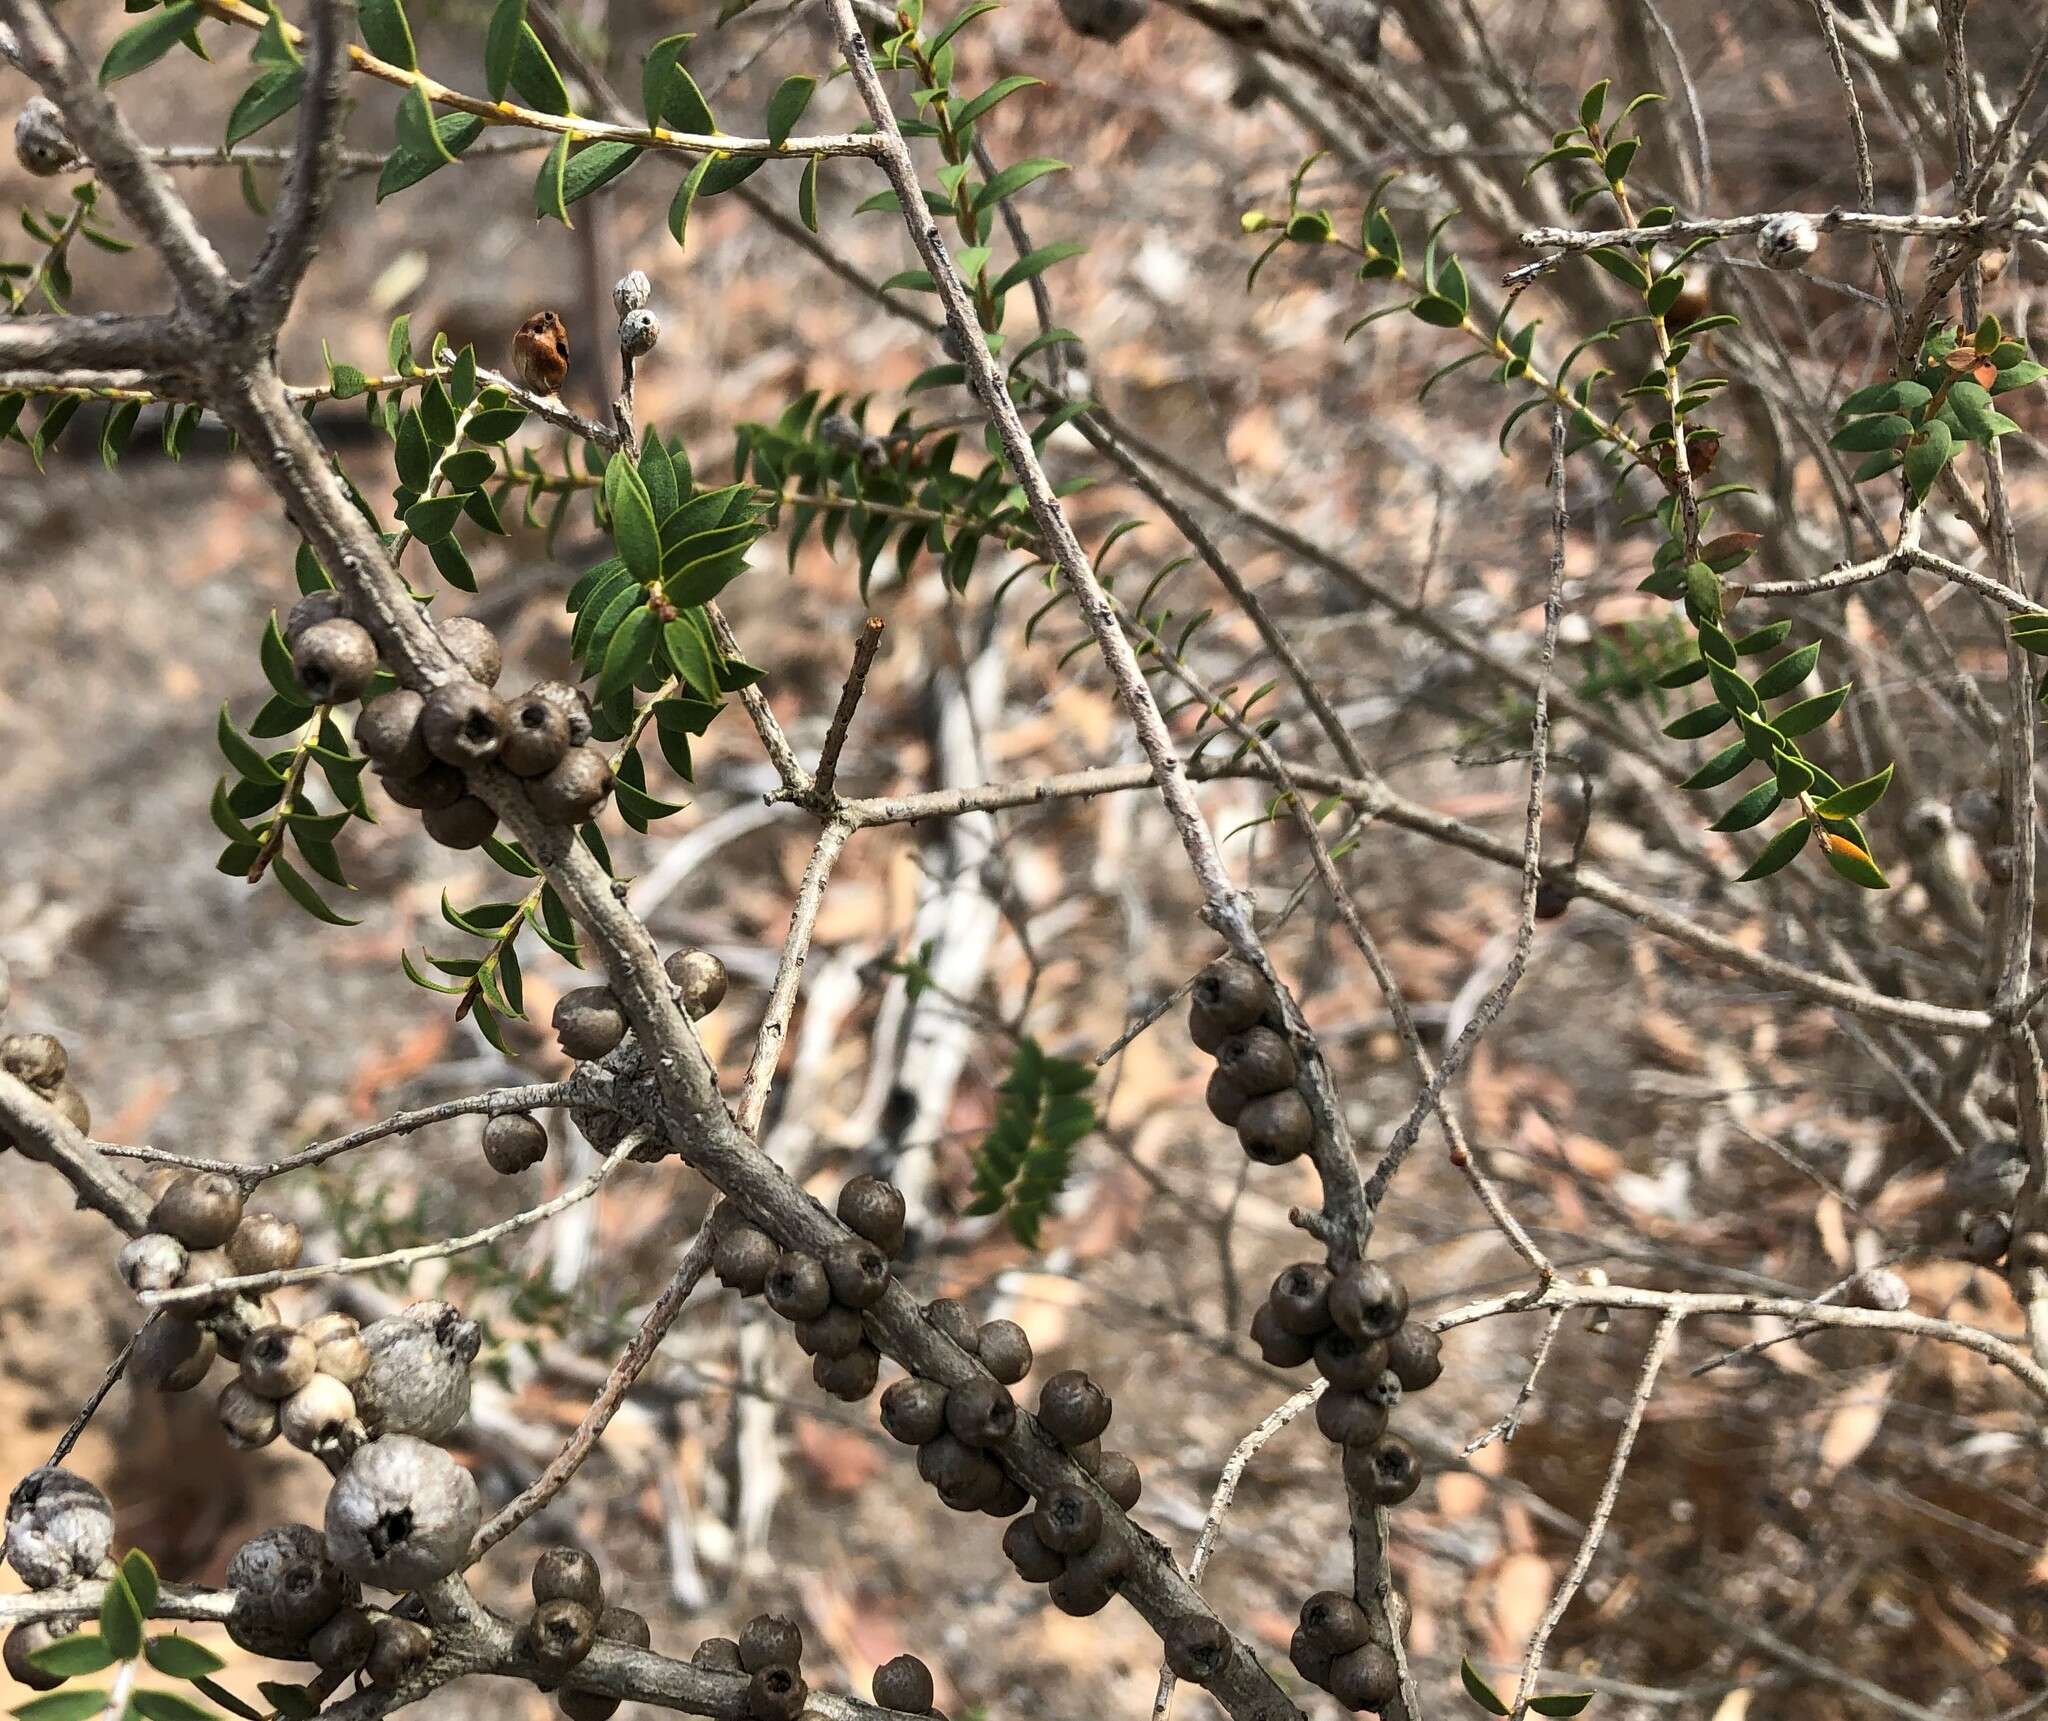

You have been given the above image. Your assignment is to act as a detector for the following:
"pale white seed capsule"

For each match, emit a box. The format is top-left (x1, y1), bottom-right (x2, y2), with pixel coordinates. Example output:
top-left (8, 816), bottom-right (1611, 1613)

top-left (1757, 212), bottom-right (1820, 272)
top-left (618, 308), bottom-right (660, 357)
top-left (118, 1232), bottom-right (188, 1294)
top-left (324, 1435), bottom-right (481, 1589)
top-left (4, 1468), bottom-right (113, 1590)
top-left (14, 99), bottom-right (77, 176)
top-left (612, 270), bottom-right (652, 316)
top-left (354, 1302), bottom-right (478, 1439)
top-left (282, 1374), bottom-right (360, 1452)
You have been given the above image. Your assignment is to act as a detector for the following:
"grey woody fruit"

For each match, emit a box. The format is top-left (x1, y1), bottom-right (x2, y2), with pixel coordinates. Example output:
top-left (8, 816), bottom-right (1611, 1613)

top-left (693, 1637), bottom-right (745, 1672)
top-left (795, 1303), bottom-right (867, 1361)
top-left (4, 1469), bottom-right (113, 1589)
top-left (1048, 1534), bottom-right (1128, 1616)
top-left (0, 1031), bottom-right (63, 1091)
top-left (766, 1251), bottom-right (832, 1321)
top-left (1313, 1328), bottom-right (1389, 1392)
top-left (1757, 211), bottom-right (1821, 271)
top-left (119, 1232), bottom-right (187, 1294)
top-left (439, 617), bottom-right (503, 687)
top-left (975, 1319), bottom-right (1032, 1385)
top-left (227, 1523), bottom-right (358, 1656)
top-left (1290, 1625), bottom-right (1332, 1688)
top-left (880, 1377), bottom-right (948, 1445)
top-left (812, 1344), bottom-right (881, 1401)
top-left (1363, 1369), bottom-right (1403, 1410)
top-left (560, 1684), bottom-right (621, 1720)
top-left (355, 1302), bottom-right (479, 1440)
top-left (242, 1326), bottom-right (317, 1399)
top-left (1037, 1370), bottom-right (1111, 1447)
top-left (423, 795), bottom-right (497, 850)
top-left (282, 1374), bottom-right (359, 1451)
top-left (1094, 1451), bottom-right (1142, 1511)
top-left (1031, 1486), bottom-right (1102, 1555)
top-left (598, 1605), bottom-right (650, 1648)
top-left (1001, 1516), bottom-right (1064, 1583)
top-left (747, 1665), bottom-right (807, 1721)
top-left (554, 986), bottom-right (627, 1061)
top-left (502, 690), bottom-right (572, 779)
top-left (1385, 1323), bottom-right (1442, 1391)
top-left (944, 1379), bottom-right (1016, 1447)
top-left (47, 1082), bottom-right (88, 1136)
top-left (714, 1223), bottom-right (777, 1295)
top-left (530, 747), bottom-right (613, 825)
top-left (1297, 1590), bottom-right (1369, 1657)
top-left (533, 1546), bottom-right (604, 1609)
top-left (284, 589), bottom-right (348, 646)
top-left (923, 1298), bottom-right (979, 1352)
top-left (356, 691), bottom-right (431, 775)
top-left (1344, 1434), bottom-right (1422, 1506)
top-left (529, 681), bottom-right (595, 747)
top-left (1163, 1614), bottom-right (1230, 1684)
top-left (5, 1621), bottom-right (65, 1691)
top-left (366, 1615), bottom-right (433, 1686)
top-left (618, 309), bottom-right (660, 357)
top-left (872, 1653), bottom-right (934, 1713)
top-left (1329, 1263), bottom-right (1408, 1342)
top-left (664, 949), bottom-right (728, 1020)
top-left (1216, 1026), bottom-right (1297, 1096)
top-left (14, 98), bottom-right (76, 176)
top-left (530, 1598), bottom-right (598, 1675)
top-left (1268, 1262), bottom-right (1333, 1335)
top-left (612, 271), bottom-right (652, 317)
top-left (134, 1315), bottom-right (215, 1391)
top-left (1055, 0), bottom-right (1147, 42)
top-left (219, 1380), bottom-right (281, 1450)
top-left (982, 1475), bottom-right (1030, 1519)
top-left (831, 1171), bottom-right (905, 1253)
top-left (483, 1111), bottom-right (548, 1174)
top-left (1965, 1211), bottom-right (2013, 1265)
top-left (229, 1212), bottom-right (303, 1275)
top-left (1191, 957), bottom-right (1270, 1038)
top-left (422, 681), bottom-right (509, 767)
top-left (1237, 1089), bottom-right (1313, 1163)
top-left (215, 1292), bottom-right (282, 1360)
top-left (293, 619), bottom-right (380, 704)
top-left (309, 1606), bottom-right (376, 1674)
top-left (1329, 1642), bottom-right (1398, 1711)
top-left (915, 1434), bottom-right (1002, 1511)
top-left (379, 760), bottom-right (467, 812)
top-left (738, 1615), bottom-right (803, 1673)
top-left (1314, 1389), bottom-right (1389, 1448)
top-left (325, 1435), bottom-right (482, 1589)
top-left (1204, 1069), bottom-right (1248, 1127)
top-left (818, 414), bottom-right (865, 452)
top-left (151, 1172), bottom-right (245, 1250)
top-left (1250, 1303), bottom-right (1315, 1369)
top-left (822, 1238), bottom-right (891, 1309)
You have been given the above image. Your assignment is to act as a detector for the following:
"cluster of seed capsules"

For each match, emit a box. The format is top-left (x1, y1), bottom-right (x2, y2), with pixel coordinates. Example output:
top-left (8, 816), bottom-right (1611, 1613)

top-left (281, 597), bottom-right (614, 847)
top-left (0, 1023), bottom-right (92, 1141)
top-left (518, 1547), bottom-right (655, 1721)
top-left (1190, 957), bottom-right (1316, 1166)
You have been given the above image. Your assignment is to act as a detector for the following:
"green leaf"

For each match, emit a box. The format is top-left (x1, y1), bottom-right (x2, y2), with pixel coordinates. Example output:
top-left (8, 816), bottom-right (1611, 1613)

top-left (485, 0), bottom-right (527, 100)
top-left (1815, 762), bottom-right (1893, 819)
top-left (145, 1637), bottom-right (226, 1680)
top-left (358, 0), bottom-right (417, 68)
top-left (102, 3), bottom-right (202, 85)
top-left (274, 859), bottom-right (360, 926)
top-left (643, 33), bottom-right (713, 131)
top-left (254, 1685), bottom-right (318, 1721)
top-left (510, 25), bottom-right (570, 114)
top-left (1753, 641), bottom-right (1819, 700)
top-left (100, 1571), bottom-right (144, 1660)
top-left (1579, 78), bottom-right (1609, 127)
top-left (12, 1693), bottom-right (112, 1721)
top-left (1828, 413), bottom-right (1911, 453)
top-left (1461, 1657), bottom-right (1511, 1716)
top-left (1775, 683), bottom-right (1849, 738)
top-left (953, 74), bottom-right (1042, 131)
top-left (1992, 358), bottom-right (2047, 394)
top-left (218, 706), bottom-right (284, 783)
top-left (668, 155), bottom-right (715, 250)
top-left (190, 1683), bottom-right (263, 1721)
top-left (1411, 296), bottom-right (1466, 328)
top-left (1710, 779), bottom-right (1781, 833)
top-left (1904, 419), bottom-right (1955, 502)
top-left (563, 141), bottom-right (641, 206)
top-left (376, 114), bottom-right (482, 201)
top-left (797, 153), bottom-right (821, 232)
top-left (1837, 379), bottom-right (1931, 415)
top-left (1529, 1697), bottom-right (1596, 1718)
top-left (395, 81), bottom-right (454, 165)
top-left (663, 616), bottom-right (718, 703)
top-left (765, 74), bottom-right (815, 147)
top-left (1663, 702), bottom-right (1730, 741)
top-left (123, 1550), bottom-right (160, 1619)
top-left (131, 1691), bottom-right (224, 1721)
top-left (26, 1633), bottom-right (113, 1679)
top-left (597, 604), bottom-right (656, 703)
top-left (226, 65), bottom-right (303, 147)
top-left (1737, 818), bottom-right (1811, 881)
top-left (1679, 740), bottom-right (1751, 792)
top-left (993, 241), bottom-right (1087, 298)
top-left (534, 132), bottom-right (573, 225)
top-left (403, 494), bottom-right (466, 541)
top-left (1822, 831), bottom-right (1889, 889)
top-left (973, 157), bottom-right (1066, 212)
top-left (604, 454), bottom-right (662, 583)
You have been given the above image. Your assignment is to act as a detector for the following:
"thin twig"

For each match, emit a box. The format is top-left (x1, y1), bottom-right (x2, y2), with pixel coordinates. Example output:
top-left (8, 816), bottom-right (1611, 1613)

top-left (811, 616), bottom-right (886, 803)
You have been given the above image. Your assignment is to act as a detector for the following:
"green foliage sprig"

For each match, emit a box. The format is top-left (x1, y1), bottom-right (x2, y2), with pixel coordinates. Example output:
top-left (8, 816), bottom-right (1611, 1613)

top-left (964, 1037), bottom-right (1098, 1247)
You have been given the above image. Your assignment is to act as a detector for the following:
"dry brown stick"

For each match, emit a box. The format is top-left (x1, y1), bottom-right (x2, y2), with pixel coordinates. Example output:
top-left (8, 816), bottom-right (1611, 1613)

top-left (811, 616), bottom-right (887, 803)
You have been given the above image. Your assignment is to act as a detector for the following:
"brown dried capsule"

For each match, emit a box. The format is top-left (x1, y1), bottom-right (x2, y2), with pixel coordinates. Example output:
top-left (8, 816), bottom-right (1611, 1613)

top-left (134, 1315), bottom-right (215, 1392)
top-left (737, 1615), bottom-right (803, 1673)
top-left (1344, 1434), bottom-right (1422, 1506)
top-left (1001, 1515), bottom-right (1064, 1583)
top-left (421, 681), bottom-right (509, 768)
top-left (379, 760), bottom-right (466, 812)
top-left (228, 1212), bottom-right (303, 1275)
top-left (880, 1377), bottom-right (949, 1445)
top-left (500, 689), bottom-right (572, 778)
top-left (1048, 1534), bottom-right (1128, 1616)
top-left (119, 1232), bottom-right (187, 1294)
top-left (944, 1379), bottom-right (1016, 1447)
top-left (916, 1434), bottom-right (1003, 1511)
top-left (822, 1238), bottom-right (891, 1309)
top-left (1191, 957), bottom-right (1271, 1039)
top-left (1031, 1486), bottom-right (1102, 1555)
top-left (281, 1374), bottom-right (358, 1451)
top-left (1037, 1370), bottom-right (1111, 1447)
top-left (664, 949), bottom-right (729, 1020)
top-left (293, 618), bottom-right (379, 704)
top-left (283, 589), bottom-right (348, 647)
top-left (530, 747), bottom-right (614, 826)
top-left (693, 1637), bottom-right (745, 1672)
top-left (1163, 1614), bottom-right (1231, 1685)
top-left (1298, 1591), bottom-right (1370, 1657)
top-left (1268, 1262), bottom-right (1334, 1336)
top-left (151, 1171), bottom-right (245, 1250)
top-left (533, 1546), bottom-right (604, 1610)
top-left (218, 1379), bottom-right (281, 1449)
top-left (241, 1327), bottom-right (317, 1400)
top-left (794, 1304), bottom-right (867, 1360)
top-left (438, 616), bottom-right (502, 687)
top-left (1094, 1451), bottom-right (1142, 1511)
top-left (597, 1606), bottom-right (650, 1648)
top-left (1250, 1303), bottom-right (1315, 1369)
top-left (975, 1319), bottom-right (1033, 1385)
top-left (872, 1654), bottom-right (935, 1714)
top-left (1313, 1328), bottom-right (1389, 1393)
top-left (982, 1474), bottom-right (1032, 1519)
top-left (1204, 1069), bottom-right (1248, 1127)
top-left (366, 1615), bottom-right (433, 1686)
top-left (483, 1112), bottom-right (548, 1175)
top-left (1330, 1263), bottom-right (1408, 1342)
top-left (0, 1031), bottom-right (64, 1092)
top-left (553, 986), bottom-right (627, 1061)
top-left (837, 1175), bottom-right (906, 1254)
top-left (746, 1664), bottom-right (807, 1721)
top-left (1289, 1625), bottom-right (1332, 1688)
top-left (1237, 1090), bottom-right (1313, 1164)
top-left (1215, 1026), bottom-right (1297, 1097)
top-left (529, 680), bottom-right (595, 747)
top-left (559, 1690), bottom-right (619, 1721)
top-left (1329, 1643), bottom-right (1399, 1712)
top-left (48, 1083), bottom-right (88, 1136)
top-left (924, 1298), bottom-right (980, 1352)
top-left (1385, 1323), bottom-right (1443, 1392)
top-left (812, 1343), bottom-right (881, 1402)
top-left (1314, 1389), bottom-right (1389, 1448)
top-left (765, 1251), bottom-right (832, 1322)
top-left (356, 691), bottom-right (430, 776)
top-left (3, 1622), bottom-right (63, 1693)
top-left (423, 796), bottom-right (497, 850)
top-left (309, 1606), bottom-right (375, 1674)
top-left (530, 1598), bottom-right (598, 1676)
top-left (714, 1224), bottom-right (777, 1296)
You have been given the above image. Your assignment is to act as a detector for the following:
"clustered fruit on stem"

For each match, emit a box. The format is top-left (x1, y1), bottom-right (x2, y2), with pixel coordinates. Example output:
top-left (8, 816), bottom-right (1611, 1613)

top-left (1190, 958), bottom-right (1315, 1165)
top-left (551, 947), bottom-right (730, 1154)
top-left (522, 1545), bottom-right (654, 1721)
top-left (1, 1021), bottom-right (93, 1142)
